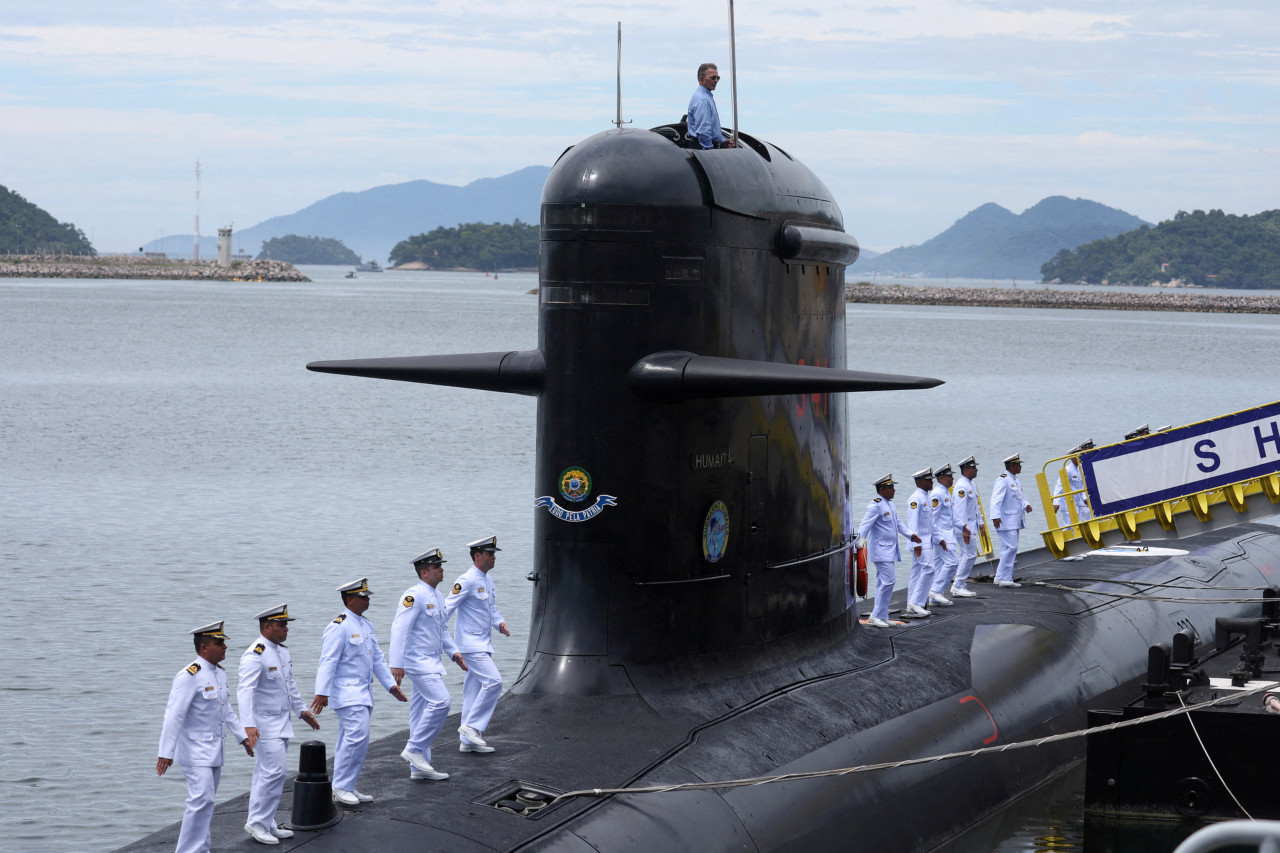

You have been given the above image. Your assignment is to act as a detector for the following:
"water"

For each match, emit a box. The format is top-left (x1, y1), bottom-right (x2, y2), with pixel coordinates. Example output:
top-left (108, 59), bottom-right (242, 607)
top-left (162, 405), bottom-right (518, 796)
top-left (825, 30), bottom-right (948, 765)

top-left (2, 267), bottom-right (1278, 852)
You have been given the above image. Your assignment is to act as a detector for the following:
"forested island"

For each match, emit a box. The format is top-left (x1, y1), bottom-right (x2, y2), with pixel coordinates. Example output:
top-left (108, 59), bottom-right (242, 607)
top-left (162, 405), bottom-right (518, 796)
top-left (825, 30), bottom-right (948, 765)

top-left (0, 185), bottom-right (94, 255)
top-left (1042, 209), bottom-right (1280, 289)
top-left (389, 220), bottom-right (537, 270)
top-left (257, 234), bottom-right (360, 265)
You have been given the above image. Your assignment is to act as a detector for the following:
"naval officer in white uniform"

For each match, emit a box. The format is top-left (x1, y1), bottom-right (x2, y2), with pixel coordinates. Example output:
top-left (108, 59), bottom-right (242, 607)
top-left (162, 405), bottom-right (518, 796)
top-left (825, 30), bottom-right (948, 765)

top-left (905, 468), bottom-right (938, 617)
top-left (310, 577), bottom-right (407, 806)
top-left (237, 604), bottom-right (319, 845)
top-left (390, 548), bottom-right (469, 781)
top-left (156, 621), bottom-right (253, 853)
top-left (1052, 439), bottom-right (1094, 526)
top-left (856, 474), bottom-right (920, 627)
top-left (927, 464), bottom-right (958, 607)
top-left (445, 535), bottom-right (510, 752)
top-left (949, 456), bottom-right (984, 597)
top-left (990, 453), bottom-right (1034, 587)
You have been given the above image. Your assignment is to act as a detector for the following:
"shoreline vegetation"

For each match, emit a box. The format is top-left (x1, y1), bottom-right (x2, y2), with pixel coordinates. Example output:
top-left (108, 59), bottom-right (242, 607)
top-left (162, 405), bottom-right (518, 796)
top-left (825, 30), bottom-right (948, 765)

top-left (0, 254), bottom-right (309, 281)
top-left (846, 283), bottom-right (1280, 314)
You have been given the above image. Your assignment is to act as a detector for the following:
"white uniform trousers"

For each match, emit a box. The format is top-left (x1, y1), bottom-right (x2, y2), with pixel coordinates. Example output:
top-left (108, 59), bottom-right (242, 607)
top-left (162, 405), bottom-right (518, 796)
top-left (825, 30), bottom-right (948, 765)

top-left (459, 652), bottom-right (502, 742)
top-left (405, 669), bottom-right (451, 762)
top-left (995, 527), bottom-right (1020, 583)
top-left (332, 704), bottom-right (371, 792)
top-left (871, 561), bottom-right (895, 621)
top-left (930, 534), bottom-right (959, 594)
top-left (907, 546), bottom-right (935, 608)
top-left (954, 535), bottom-right (978, 589)
top-left (175, 764), bottom-right (221, 853)
top-left (246, 736), bottom-right (288, 832)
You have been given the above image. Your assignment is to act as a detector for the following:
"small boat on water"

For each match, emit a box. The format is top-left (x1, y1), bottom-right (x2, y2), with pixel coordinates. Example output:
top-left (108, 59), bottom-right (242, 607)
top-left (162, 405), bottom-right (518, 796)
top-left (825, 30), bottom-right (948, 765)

top-left (344, 271), bottom-right (355, 279)
top-left (355, 260), bottom-right (382, 273)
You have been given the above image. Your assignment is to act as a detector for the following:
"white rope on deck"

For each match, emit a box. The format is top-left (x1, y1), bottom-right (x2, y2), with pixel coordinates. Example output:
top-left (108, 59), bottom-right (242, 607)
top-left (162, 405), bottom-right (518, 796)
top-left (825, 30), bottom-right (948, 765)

top-left (549, 681), bottom-right (1273, 805)
top-left (1031, 580), bottom-right (1274, 604)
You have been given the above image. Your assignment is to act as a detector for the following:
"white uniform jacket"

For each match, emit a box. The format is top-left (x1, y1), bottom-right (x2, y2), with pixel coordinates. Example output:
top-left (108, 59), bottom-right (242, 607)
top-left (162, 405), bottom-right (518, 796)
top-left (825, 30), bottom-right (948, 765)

top-left (953, 475), bottom-right (981, 537)
top-left (991, 471), bottom-right (1027, 529)
top-left (158, 659), bottom-right (247, 767)
top-left (929, 483), bottom-right (955, 547)
top-left (237, 636), bottom-right (306, 740)
top-left (445, 566), bottom-right (506, 654)
top-left (1052, 458), bottom-right (1091, 520)
top-left (314, 608), bottom-right (396, 709)
top-left (857, 496), bottom-right (912, 562)
top-left (906, 487), bottom-right (934, 544)
top-left (389, 580), bottom-right (459, 675)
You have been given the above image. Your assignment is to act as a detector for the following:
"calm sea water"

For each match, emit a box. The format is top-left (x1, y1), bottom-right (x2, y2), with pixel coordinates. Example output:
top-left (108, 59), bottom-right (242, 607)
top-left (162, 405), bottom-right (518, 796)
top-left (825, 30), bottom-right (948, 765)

top-left (2, 267), bottom-right (1278, 852)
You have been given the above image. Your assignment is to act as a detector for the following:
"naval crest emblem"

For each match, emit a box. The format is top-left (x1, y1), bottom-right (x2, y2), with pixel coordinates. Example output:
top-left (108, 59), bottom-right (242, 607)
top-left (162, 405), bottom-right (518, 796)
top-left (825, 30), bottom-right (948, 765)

top-left (559, 467), bottom-right (592, 503)
top-left (702, 500), bottom-right (730, 564)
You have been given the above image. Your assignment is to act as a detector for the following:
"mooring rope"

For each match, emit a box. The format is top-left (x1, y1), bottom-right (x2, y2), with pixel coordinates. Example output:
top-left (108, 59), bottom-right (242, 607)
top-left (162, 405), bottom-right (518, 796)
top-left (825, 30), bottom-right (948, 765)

top-left (1030, 580), bottom-right (1272, 604)
top-left (1178, 691), bottom-right (1256, 820)
top-left (549, 681), bottom-right (1273, 805)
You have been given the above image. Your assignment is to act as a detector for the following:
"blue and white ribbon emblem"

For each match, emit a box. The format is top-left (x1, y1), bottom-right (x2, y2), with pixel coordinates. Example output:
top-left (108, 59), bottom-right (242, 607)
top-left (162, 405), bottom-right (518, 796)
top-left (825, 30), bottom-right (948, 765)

top-left (534, 494), bottom-right (618, 523)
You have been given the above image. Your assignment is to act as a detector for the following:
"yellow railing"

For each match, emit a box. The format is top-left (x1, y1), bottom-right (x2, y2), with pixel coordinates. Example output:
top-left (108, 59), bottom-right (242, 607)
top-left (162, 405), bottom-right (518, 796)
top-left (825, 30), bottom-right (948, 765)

top-left (1036, 462), bottom-right (1280, 558)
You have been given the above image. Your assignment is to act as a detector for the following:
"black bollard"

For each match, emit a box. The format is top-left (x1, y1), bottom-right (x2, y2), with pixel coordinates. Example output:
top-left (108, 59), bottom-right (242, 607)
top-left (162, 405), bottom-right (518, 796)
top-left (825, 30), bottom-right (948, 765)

top-left (288, 740), bottom-right (341, 830)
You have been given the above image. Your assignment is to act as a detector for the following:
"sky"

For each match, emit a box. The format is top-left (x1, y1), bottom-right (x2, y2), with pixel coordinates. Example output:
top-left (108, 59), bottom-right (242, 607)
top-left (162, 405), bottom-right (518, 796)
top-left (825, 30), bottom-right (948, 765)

top-left (2, 0), bottom-right (1278, 254)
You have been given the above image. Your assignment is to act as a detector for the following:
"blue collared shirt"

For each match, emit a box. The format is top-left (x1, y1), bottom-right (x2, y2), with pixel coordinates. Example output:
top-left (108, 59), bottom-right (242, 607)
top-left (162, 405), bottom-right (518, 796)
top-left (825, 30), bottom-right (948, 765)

top-left (687, 85), bottom-right (724, 149)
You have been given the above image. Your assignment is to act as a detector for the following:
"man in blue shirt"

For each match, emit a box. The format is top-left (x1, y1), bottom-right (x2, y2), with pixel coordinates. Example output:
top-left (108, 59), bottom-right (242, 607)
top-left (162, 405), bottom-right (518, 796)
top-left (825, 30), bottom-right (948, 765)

top-left (687, 63), bottom-right (735, 149)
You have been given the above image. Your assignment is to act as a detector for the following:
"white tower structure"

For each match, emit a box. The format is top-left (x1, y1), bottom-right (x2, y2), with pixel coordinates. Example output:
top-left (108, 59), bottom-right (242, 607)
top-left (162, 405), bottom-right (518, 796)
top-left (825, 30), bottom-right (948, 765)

top-left (216, 227), bottom-right (233, 267)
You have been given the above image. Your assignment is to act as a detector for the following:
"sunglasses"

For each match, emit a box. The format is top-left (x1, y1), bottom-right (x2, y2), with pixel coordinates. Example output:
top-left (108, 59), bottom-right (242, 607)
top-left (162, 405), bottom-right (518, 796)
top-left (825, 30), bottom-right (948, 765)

top-left (707, 74), bottom-right (720, 81)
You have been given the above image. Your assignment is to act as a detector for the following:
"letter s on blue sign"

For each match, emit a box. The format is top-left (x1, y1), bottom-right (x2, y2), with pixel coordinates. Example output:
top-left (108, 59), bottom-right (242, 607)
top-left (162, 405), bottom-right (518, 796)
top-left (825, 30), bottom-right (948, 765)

top-left (1194, 439), bottom-right (1220, 473)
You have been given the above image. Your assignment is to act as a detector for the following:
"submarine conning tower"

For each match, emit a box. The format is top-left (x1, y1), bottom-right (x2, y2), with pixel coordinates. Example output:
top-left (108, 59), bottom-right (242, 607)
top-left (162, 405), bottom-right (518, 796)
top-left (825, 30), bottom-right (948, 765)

top-left (307, 124), bottom-right (941, 696)
top-left (527, 125), bottom-right (880, 694)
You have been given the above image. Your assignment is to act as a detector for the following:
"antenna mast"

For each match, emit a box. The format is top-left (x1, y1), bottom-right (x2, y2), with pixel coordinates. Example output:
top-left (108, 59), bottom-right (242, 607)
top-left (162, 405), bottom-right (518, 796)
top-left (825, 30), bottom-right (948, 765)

top-left (613, 22), bottom-right (630, 129)
top-left (193, 160), bottom-right (201, 262)
top-left (727, 0), bottom-right (739, 146)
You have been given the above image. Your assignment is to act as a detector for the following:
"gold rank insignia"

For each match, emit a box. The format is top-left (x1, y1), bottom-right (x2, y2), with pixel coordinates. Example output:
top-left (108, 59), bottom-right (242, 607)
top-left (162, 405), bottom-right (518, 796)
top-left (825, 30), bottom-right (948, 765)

top-left (910, 502), bottom-right (918, 509)
top-left (253, 643), bottom-right (265, 655)
top-left (403, 595), bottom-right (414, 607)
top-left (426, 603), bottom-right (435, 610)
top-left (958, 490), bottom-right (966, 497)
top-left (333, 614), bottom-right (346, 624)
top-left (452, 583), bottom-right (462, 594)
top-left (1001, 473), bottom-right (1008, 478)
top-left (874, 497), bottom-right (882, 503)
top-left (932, 498), bottom-right (939, 507)
top-left (186, 663), bottom-right (200, 675)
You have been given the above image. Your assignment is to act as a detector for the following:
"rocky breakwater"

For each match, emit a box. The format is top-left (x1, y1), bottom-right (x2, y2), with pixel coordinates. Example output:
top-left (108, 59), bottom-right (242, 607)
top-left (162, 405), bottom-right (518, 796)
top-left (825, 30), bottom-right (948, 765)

top-left (846, 283), bottom-right (1280, 315)
top-left (0, 254), bottom-right (310, 282)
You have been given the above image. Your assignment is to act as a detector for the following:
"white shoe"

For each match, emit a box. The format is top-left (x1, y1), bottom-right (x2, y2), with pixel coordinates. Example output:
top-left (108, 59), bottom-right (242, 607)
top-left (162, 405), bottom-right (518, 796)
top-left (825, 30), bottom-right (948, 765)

top-left (908, 603), bottom-right (932, 617)
top-left (269, 825), bottom-right (294, 839)
top-left (245, 823), bottom-right (280, 845)
top-left (460, 742), bottom-right (496, 753)
top-left (410, 765), bottom-right (450, 781)
top-left (865, 616), bottom-right (891, 628)
top-left (333, 788), bottom-right (359, 806)
top-left (401, 749), bottom-right (433, 772)
top-left (996, 581), bottom-right (1022, 588)
top-left (458, 724), bottom-right (488, 747)
top-left (950, 585), bottom-right (977, 598)
top-left (353, 790), bottom-right (373, 803)
top-left (928, 592), bottom-right (953, 606)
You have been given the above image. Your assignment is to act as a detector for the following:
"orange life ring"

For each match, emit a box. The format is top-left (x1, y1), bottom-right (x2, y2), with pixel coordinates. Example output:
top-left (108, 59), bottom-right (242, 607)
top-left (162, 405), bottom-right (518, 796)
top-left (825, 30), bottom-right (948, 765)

top-left (856, 545), bottom-right (868, 597)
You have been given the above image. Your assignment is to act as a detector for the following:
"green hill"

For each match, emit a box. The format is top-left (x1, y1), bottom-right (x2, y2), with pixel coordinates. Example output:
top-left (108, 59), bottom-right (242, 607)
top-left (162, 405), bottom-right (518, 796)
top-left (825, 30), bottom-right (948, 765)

top-left (1041, 209), bottom-right (1280, 289)
top-left (389, 220), bottom-right (538, 270)
top-left (256, 234), bottom-right (360, 264)
top-left (870, 197), bottom-right (1147, 280)
top-left (0, 185), bottom-right (94, 255)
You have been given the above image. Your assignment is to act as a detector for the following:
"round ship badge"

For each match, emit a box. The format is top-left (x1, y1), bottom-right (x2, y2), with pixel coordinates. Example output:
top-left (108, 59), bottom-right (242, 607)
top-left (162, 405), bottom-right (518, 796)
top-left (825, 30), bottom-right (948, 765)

top-left (702, 500), bottom-right (730, 563)
top-left (559, 467), bottom-right (592, 503)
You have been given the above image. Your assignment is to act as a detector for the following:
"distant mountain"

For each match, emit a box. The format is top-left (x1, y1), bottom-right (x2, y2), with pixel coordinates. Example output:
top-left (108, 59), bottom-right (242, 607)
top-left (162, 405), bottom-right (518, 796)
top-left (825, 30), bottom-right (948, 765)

top-left (1042, 208), bottom-right (1280, 289)
top-left (0, 184), bottom-right (94, 255)
top-left (145, 166), bottom-right (551, 264)
top-left (868, 197), bottom-right (1148, 280)
top-left (850, 247), bottom-right (880, 266)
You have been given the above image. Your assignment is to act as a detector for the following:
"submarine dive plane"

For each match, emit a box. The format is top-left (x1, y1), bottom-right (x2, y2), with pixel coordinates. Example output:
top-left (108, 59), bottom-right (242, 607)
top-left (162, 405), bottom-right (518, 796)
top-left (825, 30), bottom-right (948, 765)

top-left (121, 122), bottom-right (1280, 852)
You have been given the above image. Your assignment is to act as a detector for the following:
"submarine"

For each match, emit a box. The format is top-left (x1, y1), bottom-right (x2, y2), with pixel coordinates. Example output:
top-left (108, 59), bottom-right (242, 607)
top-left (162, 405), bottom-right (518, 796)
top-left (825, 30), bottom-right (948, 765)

top-left (121, 121), bottom-right (1280, 852)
